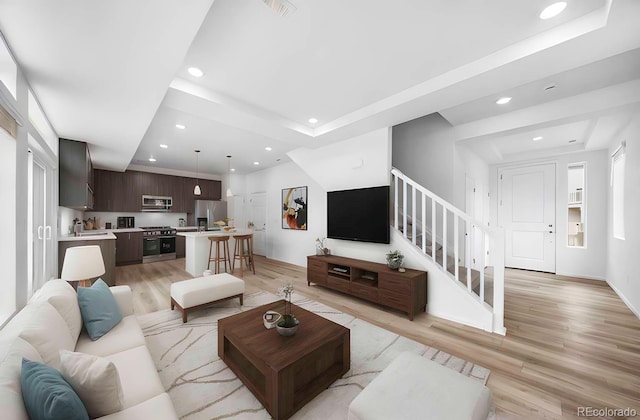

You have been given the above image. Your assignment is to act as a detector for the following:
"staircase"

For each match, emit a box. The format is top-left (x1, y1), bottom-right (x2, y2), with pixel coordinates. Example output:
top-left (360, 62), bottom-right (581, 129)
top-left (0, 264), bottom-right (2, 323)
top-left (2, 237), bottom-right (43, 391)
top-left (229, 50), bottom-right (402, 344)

top-left (391, 168), bottom-right (505, 335)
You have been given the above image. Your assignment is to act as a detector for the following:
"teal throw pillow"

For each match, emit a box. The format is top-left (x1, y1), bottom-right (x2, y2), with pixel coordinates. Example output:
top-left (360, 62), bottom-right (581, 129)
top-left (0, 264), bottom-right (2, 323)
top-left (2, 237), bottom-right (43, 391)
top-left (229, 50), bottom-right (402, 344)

top-left (77, 278), bottom-right (123, 341)
top-left (21, 358), bottom-right (89, 420)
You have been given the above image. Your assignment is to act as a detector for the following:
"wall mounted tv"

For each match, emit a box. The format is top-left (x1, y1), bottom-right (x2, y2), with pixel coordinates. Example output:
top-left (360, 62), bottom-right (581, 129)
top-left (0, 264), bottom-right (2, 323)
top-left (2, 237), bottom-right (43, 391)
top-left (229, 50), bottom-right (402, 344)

top-left (327, 185), bottom-right (390, 244)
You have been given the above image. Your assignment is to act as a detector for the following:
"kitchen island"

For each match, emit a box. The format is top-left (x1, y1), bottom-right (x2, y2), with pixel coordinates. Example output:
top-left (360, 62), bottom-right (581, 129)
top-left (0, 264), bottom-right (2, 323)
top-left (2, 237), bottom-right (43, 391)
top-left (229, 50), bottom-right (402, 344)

top-left (177, 229), bottom-right (253, 277)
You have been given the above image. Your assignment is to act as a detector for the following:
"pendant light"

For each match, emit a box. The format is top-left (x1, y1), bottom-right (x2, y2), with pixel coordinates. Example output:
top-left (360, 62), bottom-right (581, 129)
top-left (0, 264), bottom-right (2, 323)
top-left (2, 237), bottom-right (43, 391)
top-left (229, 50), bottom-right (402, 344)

top-left (226, 155), bottom-right (233, 198)
top-left (194, 150), bottom-right (201, 196)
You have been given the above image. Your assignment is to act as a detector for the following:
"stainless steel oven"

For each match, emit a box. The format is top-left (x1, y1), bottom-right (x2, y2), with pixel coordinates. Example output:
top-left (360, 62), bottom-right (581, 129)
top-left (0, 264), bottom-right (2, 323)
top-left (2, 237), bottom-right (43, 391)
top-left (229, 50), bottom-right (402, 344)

top-left (142, 227), bottom-right (176, 263)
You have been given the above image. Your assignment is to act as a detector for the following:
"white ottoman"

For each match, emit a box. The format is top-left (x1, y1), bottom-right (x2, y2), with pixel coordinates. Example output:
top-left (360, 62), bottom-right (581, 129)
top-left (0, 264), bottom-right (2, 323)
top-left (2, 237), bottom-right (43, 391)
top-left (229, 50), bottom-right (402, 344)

top-left (170, 273), bottom-right (244, 323)
top-left (348, 352), bottom-right (492, 420)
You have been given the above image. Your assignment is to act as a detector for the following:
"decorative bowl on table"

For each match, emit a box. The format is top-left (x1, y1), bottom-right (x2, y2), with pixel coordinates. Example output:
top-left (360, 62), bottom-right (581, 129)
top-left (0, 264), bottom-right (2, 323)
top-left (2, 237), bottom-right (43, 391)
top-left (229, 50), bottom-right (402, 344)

top-left (223, 226), bottom-right (236, 232)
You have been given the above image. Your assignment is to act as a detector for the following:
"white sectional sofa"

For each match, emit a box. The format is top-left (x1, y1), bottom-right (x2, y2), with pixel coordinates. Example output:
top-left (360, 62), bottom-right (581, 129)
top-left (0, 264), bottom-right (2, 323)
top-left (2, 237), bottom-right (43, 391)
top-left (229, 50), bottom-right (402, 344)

top-left (0, 279), bottom-right (177, 419)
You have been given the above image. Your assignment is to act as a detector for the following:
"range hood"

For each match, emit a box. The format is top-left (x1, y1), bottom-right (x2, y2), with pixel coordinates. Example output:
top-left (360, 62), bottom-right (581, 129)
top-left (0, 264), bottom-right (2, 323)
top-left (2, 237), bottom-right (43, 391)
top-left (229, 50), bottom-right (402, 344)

top-left (141, 195), bottom-right (172, 212)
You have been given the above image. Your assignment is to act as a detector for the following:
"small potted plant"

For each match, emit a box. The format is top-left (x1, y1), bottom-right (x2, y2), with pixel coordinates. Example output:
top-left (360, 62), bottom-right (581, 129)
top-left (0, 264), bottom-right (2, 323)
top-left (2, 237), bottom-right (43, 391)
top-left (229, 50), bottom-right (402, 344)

top-left (276, 281), bottom-right (298, 336)
top-left (386, 250), bottom-right (404, 270)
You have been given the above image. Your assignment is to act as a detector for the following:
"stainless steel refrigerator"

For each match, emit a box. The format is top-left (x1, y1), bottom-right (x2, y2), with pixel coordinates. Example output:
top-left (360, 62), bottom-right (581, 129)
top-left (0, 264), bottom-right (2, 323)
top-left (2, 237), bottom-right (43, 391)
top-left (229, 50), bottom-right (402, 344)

top-left (195, 200), bottom-right (227, 230)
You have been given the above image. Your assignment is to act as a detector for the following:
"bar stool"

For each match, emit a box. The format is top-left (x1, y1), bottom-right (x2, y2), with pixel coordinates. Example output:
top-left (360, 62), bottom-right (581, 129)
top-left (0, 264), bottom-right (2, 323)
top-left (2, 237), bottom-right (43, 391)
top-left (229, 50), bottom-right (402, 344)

top-left (232, 234), bottom-right (255, 277)
top-left (207, 236), bottom-right (231, 274)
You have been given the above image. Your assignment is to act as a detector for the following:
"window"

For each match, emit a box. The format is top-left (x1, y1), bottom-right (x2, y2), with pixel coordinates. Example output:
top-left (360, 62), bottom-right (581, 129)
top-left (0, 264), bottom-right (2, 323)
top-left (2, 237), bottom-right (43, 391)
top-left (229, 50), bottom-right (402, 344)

top-left (612, 143), bottom-right (626, 240)
top-left (567, 163), bottom-right (585, 247)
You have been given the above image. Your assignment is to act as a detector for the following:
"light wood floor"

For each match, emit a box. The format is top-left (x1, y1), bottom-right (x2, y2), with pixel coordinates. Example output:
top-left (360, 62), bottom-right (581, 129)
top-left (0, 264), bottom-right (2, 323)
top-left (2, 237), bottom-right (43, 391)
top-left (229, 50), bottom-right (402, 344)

top-left (116, 257), bottom-right (640, 419)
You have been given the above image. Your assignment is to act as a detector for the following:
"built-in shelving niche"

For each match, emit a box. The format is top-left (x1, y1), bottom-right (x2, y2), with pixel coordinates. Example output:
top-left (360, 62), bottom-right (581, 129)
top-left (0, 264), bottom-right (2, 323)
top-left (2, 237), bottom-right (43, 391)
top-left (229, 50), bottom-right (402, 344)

top-left (567, 163), bottom-right (586, 247)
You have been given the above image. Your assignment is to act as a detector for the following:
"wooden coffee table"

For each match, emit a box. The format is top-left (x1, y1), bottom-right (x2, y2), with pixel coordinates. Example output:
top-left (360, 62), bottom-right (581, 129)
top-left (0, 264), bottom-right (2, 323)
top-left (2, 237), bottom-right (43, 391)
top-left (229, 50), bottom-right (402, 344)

top-left (218, 300), bottom-right (350, 420)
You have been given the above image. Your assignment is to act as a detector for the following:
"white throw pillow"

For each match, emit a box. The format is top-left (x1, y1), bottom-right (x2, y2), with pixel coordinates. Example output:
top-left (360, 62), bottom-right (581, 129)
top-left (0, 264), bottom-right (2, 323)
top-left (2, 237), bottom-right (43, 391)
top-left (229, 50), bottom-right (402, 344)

top-left (59, 350), bottom-right (125, 418)
top-left (30, 279), bottom-right (83, 341)
top-left (17, 302), bottom-right (76, 369)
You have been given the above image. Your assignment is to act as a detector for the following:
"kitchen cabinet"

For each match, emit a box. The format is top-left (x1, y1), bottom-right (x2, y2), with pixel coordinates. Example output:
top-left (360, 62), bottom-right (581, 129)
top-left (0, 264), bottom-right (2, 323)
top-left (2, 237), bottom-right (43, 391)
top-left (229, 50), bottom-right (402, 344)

top-left (58, 239), bottom-right (116, 286)
top-left (94, 170), bottom-right (124, 212)
top-left (114, 231), bottom-right (143, 266)
top-left (176, 229), bottom-right (197, 258)
top-left (59, 138), bottom-right (94, 210)
top-left (93, 169), bottom-right (221, 213)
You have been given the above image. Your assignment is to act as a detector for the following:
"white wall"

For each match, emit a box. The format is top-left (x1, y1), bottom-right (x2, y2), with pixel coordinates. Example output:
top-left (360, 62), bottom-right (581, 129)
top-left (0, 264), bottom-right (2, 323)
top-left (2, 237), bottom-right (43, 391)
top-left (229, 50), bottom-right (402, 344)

top-left (288, 128), bottom-right (391, 192)
top-left (392, 113), bottom-right (456, 203)
top-left (245, 161), bottom-right (326, 267)
top-left (607, 114), bottom-right (640, 317)
top-left (490, 150), bottom-right (608, 280)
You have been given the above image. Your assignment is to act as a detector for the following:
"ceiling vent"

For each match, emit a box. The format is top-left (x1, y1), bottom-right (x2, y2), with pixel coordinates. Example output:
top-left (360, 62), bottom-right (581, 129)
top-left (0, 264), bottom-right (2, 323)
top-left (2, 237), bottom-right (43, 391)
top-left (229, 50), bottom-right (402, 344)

top-left (261, 0), bottom-right (297, 17)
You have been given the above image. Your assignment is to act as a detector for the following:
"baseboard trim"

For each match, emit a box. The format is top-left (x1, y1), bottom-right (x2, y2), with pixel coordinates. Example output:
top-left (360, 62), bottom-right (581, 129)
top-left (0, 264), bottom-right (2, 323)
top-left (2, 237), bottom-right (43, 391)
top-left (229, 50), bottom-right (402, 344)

top-left (607, 280), bottom-right (640, 320)
top-left (555, 271), bottom-right (606, 281)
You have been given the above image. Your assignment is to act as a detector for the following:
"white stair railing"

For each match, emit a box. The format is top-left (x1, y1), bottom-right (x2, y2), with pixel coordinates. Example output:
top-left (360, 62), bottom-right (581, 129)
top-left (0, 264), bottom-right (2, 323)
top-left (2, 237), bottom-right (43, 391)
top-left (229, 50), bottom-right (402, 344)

top-left (391, 167), bottom-right (505, 334)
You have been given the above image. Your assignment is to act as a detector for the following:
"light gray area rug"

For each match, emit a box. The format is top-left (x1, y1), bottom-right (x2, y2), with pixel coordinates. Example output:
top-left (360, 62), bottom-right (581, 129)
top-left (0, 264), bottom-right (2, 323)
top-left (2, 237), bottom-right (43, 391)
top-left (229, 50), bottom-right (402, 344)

top-left (138, 291), bottom-right (491, 420)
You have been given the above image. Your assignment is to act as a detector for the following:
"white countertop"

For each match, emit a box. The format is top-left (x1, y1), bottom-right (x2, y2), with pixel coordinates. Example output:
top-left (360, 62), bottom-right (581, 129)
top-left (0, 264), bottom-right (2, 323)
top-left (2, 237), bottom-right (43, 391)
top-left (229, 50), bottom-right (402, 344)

top-left (58, 232), bottom-right (116, 242)
top-left (177, 228), bottom-right (253, 238)
top-left (109, 228), bottom-right (143, 233)
top-left (173, 226), bottom-right (199, 231)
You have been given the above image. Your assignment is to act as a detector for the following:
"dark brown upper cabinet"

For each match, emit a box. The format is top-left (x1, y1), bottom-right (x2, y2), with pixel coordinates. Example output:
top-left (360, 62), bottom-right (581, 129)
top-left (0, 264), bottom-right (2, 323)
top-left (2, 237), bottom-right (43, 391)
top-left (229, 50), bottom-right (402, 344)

top-left (93, 169), bottom-right (221, 213)
top-left (59, 138), bottom-right (94, 210)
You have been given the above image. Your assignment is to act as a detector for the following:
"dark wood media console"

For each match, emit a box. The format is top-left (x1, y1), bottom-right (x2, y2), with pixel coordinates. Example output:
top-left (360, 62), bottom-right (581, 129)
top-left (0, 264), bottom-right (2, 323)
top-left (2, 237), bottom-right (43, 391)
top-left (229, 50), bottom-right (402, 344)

top-left (307, 255), bottom-right (427, 320)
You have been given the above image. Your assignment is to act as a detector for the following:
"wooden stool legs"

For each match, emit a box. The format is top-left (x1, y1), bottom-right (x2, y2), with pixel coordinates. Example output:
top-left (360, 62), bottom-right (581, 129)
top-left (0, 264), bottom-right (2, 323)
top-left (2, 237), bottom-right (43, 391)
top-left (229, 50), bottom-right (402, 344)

top-left (232, 234), bottom-right (255, 277)
top-left (207, 237), bottom-right (231, 274)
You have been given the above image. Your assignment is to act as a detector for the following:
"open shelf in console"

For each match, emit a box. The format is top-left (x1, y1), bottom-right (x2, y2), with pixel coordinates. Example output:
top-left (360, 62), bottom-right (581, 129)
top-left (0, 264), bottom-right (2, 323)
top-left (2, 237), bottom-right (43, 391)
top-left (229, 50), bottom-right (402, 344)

top-left (328, 264), bottom-right (351, 279)
top-left (352, 268), bottom-right (378, 287)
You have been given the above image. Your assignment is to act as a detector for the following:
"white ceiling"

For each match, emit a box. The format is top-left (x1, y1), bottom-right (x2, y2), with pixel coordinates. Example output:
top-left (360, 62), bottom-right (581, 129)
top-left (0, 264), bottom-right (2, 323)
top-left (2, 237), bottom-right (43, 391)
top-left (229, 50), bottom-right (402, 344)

top-left (2, 0), bottom-right (640, 175)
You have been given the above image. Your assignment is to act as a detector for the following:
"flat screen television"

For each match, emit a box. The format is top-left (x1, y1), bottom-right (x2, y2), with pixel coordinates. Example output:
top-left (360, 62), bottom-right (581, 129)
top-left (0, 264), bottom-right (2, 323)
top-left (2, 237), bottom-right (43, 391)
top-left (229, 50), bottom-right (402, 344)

top-left (327, 186), bottom-right (390, 244)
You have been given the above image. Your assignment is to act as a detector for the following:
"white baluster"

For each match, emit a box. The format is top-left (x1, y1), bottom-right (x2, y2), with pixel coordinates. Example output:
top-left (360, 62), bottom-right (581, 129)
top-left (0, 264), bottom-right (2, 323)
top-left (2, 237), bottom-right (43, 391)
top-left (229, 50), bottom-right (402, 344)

top-left (394, 174), bottom-right (398, 230)
top-left (480, 232), bottom-right (486, 303)
top-left (442, 207), bottom-right (447, 272)
top-left (466, 220), bottom-right (472, 292)
top-left (412, 185), bottom-right (417, 246)
top-left (421, 193), bottom-right (426, 254)
top-left (454, 215), bottom-right (459, 283)
top-left (402, 178), bottom-right (408, 238)
top-left (431, 200), bottom-right (436, 260)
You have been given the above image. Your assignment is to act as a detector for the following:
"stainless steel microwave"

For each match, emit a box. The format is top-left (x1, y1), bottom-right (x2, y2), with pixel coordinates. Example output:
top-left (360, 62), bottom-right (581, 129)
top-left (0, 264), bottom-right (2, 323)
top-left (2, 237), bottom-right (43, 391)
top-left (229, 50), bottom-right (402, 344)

top-left (141, 195), bottom-right (173, 212)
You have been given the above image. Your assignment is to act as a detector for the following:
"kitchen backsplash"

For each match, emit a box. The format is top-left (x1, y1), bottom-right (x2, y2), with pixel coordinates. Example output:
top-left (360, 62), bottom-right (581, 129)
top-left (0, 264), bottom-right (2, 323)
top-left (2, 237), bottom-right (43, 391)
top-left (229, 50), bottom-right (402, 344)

top-left (81, 211), bottom-right (188, 230)
top-left (59, 206), bottom-right (84, 236)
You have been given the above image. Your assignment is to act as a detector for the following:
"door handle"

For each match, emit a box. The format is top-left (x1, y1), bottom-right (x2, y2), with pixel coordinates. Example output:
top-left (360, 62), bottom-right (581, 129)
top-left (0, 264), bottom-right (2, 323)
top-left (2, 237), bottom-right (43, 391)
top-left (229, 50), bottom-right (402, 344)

top-left (45, 226), bottom-right (51, 240)
top-left (37, 226), bottom-right (43, 240)
top-left (548, 231), bottom-right (554, 234)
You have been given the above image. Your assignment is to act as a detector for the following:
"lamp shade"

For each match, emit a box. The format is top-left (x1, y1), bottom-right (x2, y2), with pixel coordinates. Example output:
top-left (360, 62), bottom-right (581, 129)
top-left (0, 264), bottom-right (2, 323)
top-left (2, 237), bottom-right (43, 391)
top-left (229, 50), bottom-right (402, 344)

top-left (194, 184), bottom-right (202, 196)
top-left (61, 245), bottom-right (106, 281)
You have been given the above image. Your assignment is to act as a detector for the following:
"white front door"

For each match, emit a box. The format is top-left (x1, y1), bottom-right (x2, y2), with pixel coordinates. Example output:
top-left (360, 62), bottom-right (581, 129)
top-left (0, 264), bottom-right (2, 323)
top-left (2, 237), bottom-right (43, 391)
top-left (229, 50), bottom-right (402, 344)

top-left (248, 192), bottom-right (267, 256)
top-left (499, 163), bottom-right (556, 273)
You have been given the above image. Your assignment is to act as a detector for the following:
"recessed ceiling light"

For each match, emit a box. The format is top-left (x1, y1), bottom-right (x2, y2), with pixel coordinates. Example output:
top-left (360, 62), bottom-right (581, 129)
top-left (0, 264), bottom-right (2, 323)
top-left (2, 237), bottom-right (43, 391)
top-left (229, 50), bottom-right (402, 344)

top-left (265, 146), bottom-right (272, 151)
top-left (568, 139), bottom-right (577, 143)
top-left (308, 118), bottom-right (318, 124)
top-left (148, 157), bottom-right (156, 162)
top-left (540, 2), bottom-right (567, 20)
top-left (253, 161), bottom-right (260, 165)
top-left (160, 144), bottom-right (168, 149)
top-left (544, 83), bottom-right (557, 91)
top-left (188, 67), bottom-right (204, 77)
top-left (533, 136), bottom-right (543, 141)
top-left (496, 97), bottom-right (512, 105)
top-left (175, 124), bottom-right (186, 130)
top-left (231, 168), bottom-right (236, 172)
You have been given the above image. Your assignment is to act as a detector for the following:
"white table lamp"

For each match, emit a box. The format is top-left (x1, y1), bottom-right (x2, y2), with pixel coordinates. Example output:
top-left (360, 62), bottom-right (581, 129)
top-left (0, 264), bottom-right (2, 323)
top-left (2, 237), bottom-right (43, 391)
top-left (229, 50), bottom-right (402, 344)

top-left (61, 245), bottom-right (106, 287)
